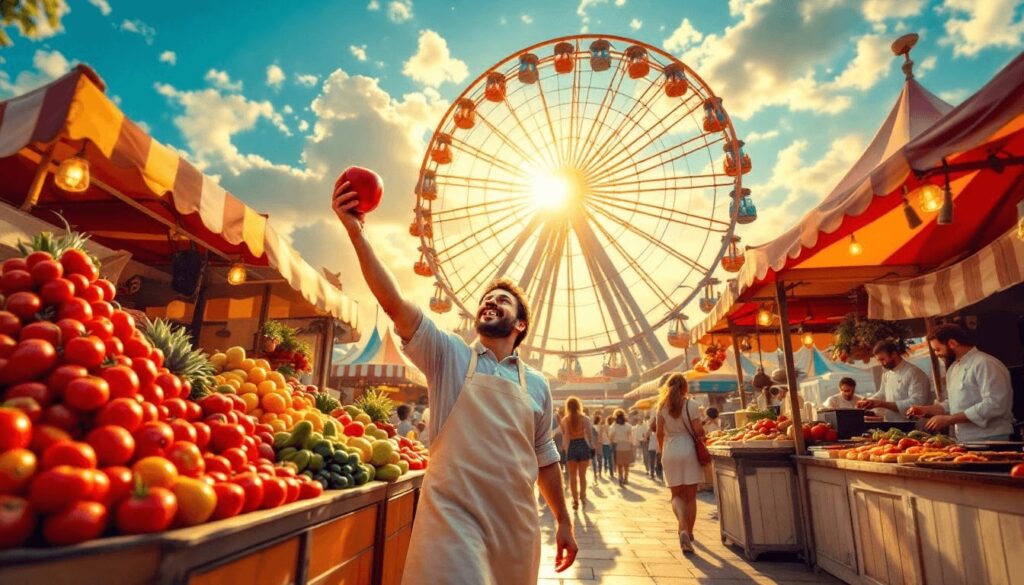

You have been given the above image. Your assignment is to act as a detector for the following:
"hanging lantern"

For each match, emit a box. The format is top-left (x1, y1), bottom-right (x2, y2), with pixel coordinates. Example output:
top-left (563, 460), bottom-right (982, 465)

top-left (723, 139), bottom-right (751, 177)
top-left (453, 98), bottom-right (476, 130)
top-left (848, 234), bottom-right (863, 256)
top-left (663, 63), bottom-right (688, 98)
top-left (429, 284), bottom-right (452, 314)
top-left (55, 155), bottom-right (90, 192)
top-left (731, 188), bottom-right (757, 224)
top-left (802, 332), bottom-right (814, 347)
top-left (721, 235), bottom-right (744, 272)
top-left (415, 170), bottom-right (437, 201)
top-left (699, 279), bottom-right (720, 313)
top-left (485, 72), bottom-right (507, 102)
top-left (589, 39), bottom-right (611, 72)
top-left (915, 183), bottom-right (943, 213)
top-left (554, 42), bottom-right (575, 74)
top-left (430, 133), bottom-right (453, 165)
top-left (624, 45), bottom-right (649, 79)
top-left (667, 315), bottom-right (689, 348)
top-left (756, 306), bottom-right (774, 327)
top-left (702, 97), bottom-right (726, 133)
top-left (413, 254), bottom-right (433, 277)
top-left (227, 262), bottom-right (247, 285)
top-left (518, 53), bottom-right (539, 84)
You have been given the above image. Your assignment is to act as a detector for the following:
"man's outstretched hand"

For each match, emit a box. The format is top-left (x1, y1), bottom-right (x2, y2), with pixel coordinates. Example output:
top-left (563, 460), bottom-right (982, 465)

top-left (554, 520), bottom-right (578, 573)
top-left (332, 180), bottom-right (364, 235)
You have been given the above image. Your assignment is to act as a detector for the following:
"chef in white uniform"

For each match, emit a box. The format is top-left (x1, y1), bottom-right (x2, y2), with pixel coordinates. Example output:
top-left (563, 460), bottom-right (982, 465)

top-left (822, 377), bottom-right (863, 410)
top-left (907, 324), bottom-right (1014, 442)
top-left (857, 340), bottom-right (932, 421)
top-left (334, 184), bottom-right (578, 584)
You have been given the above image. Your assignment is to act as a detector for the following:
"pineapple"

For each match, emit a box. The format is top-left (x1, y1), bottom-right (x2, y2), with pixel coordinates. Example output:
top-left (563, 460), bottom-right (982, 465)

top-left (314, 392), bottom-right (342, 415)
top-left (16, 220), bottom-right (100, 267)
top-left (143, 318), bottom-right (216, 399)
top-left (355, 387), bottom-right (396, 424)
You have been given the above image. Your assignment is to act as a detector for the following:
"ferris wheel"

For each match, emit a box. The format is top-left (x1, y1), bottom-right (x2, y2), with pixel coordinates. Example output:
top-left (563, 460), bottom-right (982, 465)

top-left (411, 35), bottom-right (756, 377)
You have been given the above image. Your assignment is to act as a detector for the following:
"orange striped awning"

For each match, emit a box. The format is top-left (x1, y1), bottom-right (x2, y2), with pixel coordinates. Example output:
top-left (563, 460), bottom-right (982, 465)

top-left (0, 65), bottom-right (359, 332)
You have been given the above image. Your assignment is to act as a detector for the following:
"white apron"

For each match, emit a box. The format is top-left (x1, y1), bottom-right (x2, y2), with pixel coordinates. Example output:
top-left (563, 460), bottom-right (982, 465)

top-left (401, 351), bottom-right (541, 585)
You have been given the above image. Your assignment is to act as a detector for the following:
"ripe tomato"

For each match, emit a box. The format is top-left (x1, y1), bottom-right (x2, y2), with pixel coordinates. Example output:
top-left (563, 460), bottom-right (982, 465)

top-left (66, 273), bottom-right (91, 296)
top-left (173, 477), bottom-right (216, 527)
top-left (29, 465), bottom-right (94, 512)
top-left (149, 348), bottom-right (164, 369)
top-left (298, 479), bottom-right (323, 500)
top-left (203, 454), bottom-right (232, 476)
top-left (58, 297), bottom-right (93, 322)
top-left (0, 269), bottom-right (33, 294)
top-left (2, 257), bottom-right (27, 273)
top-left (43, 500), bottom-right (108, 546)
top-left (6, 383), bottom-right (51, 408)
top-left (0, 339), bottom-right (57, 385)
top-left (185, 400), bottom-right (203, 421)
top-left (5, 291), bottom-right (41, 320)
top-left (124, 335), bottom-right (152, 359)
top-left (0, 449), bottom-right (37, 495)
top-left (133, 421), bottom-right (174, 458)
top-left (46, 365), bottom-right (87, 400)
top-left (133, 456), bottom-right (179, 489)
top-left (131, 357), bottom-right (158, 390)
top-left (201, 394), bottom-right (233, 417)
top-left (4, 396), bottom-right (42, 423)
top-left (169, 418), bottom-right (196, 443)
top-left (64, 376), bottom-right (110, 412)
top-left (102, 466), bottom-right (133, 507)
top-left (42, 440), bottom-right (97, 469)
top-left (94, 279), bottom-right (116, 302)
top-left (221, 447), bottom-right (247, 471)
top-left (24, 251), bottom-right (53, 269)
top-left (86, 426), bottom-right (135, 466)
top-left (0, 310), bottom-right (21, 337)
top-left (104, 337), bottom-right (124, 357)
top-left (283, 477), bottom-right (300, 504)
top-left (101, 365), bottom-right (140, 400)
top-left (165, 441), bottom-right (205, 478)
top-left (90, 301), bottom-right (114, 320)
top-left (29, 424), bottom-right (71, 454)
top-left (140, 401), bottom-right (159, 423)
top-left (209, 422), bottom-right (245, 453)
top-left (83, 468), bottom-right (110, 503)
top-left (95, 397), bottom-right (144, 433)
top-left (163, 398), bottom-right (188, 421)
top-left (0, 407), bottom-right (32, 451)
top-left (60, 249), bottom-right (99, 282)
top-left (19, 321), bottom-right (63, 347)
top-left (154, 372), bottom-right (182, 400)
top-left (1011, 463), bottom-right (1024, 478)
top-left (30, 259), bottom-right (63, 285)
top-left (231, 473), bottom-right (265, 513)
top-left (110, 310), bottom-right (136, 339)
top-left (0, 495), bottom-right (36, 549)
top-left (260, 476), bottom-right (287, 510)
top-left (55, 319), bottom-right (86, 346)
top-left (85, 318), bottom-right (114, 341)
top-left (40, 277), bottom-right (76, 305)
top-left (210, 482), bottom-right (245, 520)
top-left (65, 336), bottom-right (107, 369)
top-left (0, 334), bottom-right (14, 358)
top-left (116, 485), bottom-right (177, 535)
top-left (139, 383), bottom-right (164, 406)
top-left (79, 284), bottom-right (104, 304)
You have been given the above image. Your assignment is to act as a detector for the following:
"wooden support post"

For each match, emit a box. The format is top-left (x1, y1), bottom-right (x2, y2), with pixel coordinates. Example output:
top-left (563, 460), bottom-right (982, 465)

top-left (727, 320), bottom-right (747, 409)
top-left (318, 318), bottom-right (336, 389)
top-left (254, 284), bottom-right (272, 351)
top-left (190, 285), bottom-right (209, 344)
top-left (924, 318), bottom-right (945, 402)
top-left (776, 280), bottom-right (806, 454)
top-left (21, 143), bottom-right (55, 211)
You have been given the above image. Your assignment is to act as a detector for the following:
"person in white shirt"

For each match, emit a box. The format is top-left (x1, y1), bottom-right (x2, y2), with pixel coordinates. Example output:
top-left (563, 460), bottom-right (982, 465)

top-left (633, 418), bottom-right (647, 462)
top-left (857, 341), bottom-right (932, 422)
top-left (702, 407), bottom-right (722, 433)
top-left (822, 377), bottom-right (863, 410)
top-left (646, 420), bottom-right (661, 480)
top-left (610, 410), bottom-right (634, 486)
top-left (638, 419), bottom-right (652, 475)
top-left (907, 324), bottom-right (1014, 442)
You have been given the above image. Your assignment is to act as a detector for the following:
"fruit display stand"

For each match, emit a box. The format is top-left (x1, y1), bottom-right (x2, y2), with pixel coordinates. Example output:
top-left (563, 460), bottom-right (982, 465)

top-left (797, 457), bottom-right (1023, 585)
top-left (709, 445), bottom-right (804, 561)
top-left (0, 471), bottom-right (424, 585)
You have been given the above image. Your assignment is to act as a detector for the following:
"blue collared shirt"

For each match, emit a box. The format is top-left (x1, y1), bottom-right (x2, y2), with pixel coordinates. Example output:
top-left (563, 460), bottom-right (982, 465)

top-left (401, 312), bottom-right (560, 468)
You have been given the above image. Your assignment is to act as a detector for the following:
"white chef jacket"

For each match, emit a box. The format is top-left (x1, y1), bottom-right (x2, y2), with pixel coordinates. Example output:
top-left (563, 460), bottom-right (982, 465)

top-left (822, 393), bottom-right (863, 410)
top-left (867, 359), bottom-right (932, 421)
top-left (941, 347), bottom-right (1015, 442)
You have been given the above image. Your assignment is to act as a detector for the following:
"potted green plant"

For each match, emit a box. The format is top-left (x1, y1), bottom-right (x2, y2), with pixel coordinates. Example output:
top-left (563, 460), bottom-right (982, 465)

top-left (259, 321), bottom-right (285, 353)
top-left (830, 314), bottom-right (910, 363)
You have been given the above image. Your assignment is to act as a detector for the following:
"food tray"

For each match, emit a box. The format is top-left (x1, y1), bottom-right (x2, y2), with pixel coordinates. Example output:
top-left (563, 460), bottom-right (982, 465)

top-left (910, 461), bottom-right (1017, 471)
top-left (962, 441), bottom-right (1024, 452)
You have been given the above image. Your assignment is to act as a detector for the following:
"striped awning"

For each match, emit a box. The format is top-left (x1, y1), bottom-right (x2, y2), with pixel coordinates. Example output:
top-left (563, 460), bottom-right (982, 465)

top-left (866, 226), bottom-right (1023, 320)
top-left (334, 364), bottom-right (426, 389)
top-left (0, 65), bottom-right (358, 331)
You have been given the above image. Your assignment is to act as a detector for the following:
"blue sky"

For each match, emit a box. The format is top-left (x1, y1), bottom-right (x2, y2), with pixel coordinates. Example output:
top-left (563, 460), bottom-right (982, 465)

top-left (2, 0), bottom-right (1023, 371)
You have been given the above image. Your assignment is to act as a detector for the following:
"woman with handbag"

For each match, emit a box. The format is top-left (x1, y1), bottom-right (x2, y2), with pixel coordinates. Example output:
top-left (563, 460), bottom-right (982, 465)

top-left (656, 373), bottom-right (708, 554)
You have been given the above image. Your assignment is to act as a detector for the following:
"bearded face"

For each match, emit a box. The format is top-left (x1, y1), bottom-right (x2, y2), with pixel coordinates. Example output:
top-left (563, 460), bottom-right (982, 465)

top-left (931, 340), bottom-right (956, 368)
top-left (475, 289), bottom-right (522, 340)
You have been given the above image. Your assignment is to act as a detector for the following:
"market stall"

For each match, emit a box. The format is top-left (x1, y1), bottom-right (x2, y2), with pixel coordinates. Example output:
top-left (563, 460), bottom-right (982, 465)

top-left (332, 327), bottom-right (427, 404)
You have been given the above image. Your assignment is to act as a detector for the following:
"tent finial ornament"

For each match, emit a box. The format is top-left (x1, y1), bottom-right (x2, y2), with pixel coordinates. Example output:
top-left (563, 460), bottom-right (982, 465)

top-left (891, 33), bottom-right (919, 81)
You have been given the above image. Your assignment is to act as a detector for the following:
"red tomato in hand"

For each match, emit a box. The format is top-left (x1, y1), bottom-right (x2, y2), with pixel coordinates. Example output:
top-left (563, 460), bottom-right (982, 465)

top-left (43, 500), bottom-right (108, 546)
top-left (0, 407), bottom-right (32, 451)
top-left (0, 449), bottom-right (37, 495)
top-left (95, 397), bottom-right (144, 433)
top-left (65, 336), bottom-right (106, 369)
top-left (165, 441), bottom-right (205, 478)
top-left (116, 485), bottom-right (177, 535)
top-left (231, 473), bottom-right (264, 513)
top-left (133, 421), bottom-right (174, 458)
top-left (211, 481), bottom-right (245, 520)
top-left (86, 426), bottom-right (135, 466)
top-left (0, 495), bottom-right (36, 549)
top-left (42, 440), bottom-right (97, 469)
top-left (29, 465), bottom-right (94, 512)
top-left (65, 376), bottom-right (110, 412)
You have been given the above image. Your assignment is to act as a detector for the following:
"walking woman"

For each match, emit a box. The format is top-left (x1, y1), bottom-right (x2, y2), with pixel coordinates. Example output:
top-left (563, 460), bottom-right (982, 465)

top-left (560, 397), bottom-right (594, 509)
top-left (600, 416), bottom-right (614, 476)
top-left (590, 413), bottom-right (602, 480)
top-left (610, 409), bottom-right (634, 486)
top-left (656, 373), bottom-right (705, 553)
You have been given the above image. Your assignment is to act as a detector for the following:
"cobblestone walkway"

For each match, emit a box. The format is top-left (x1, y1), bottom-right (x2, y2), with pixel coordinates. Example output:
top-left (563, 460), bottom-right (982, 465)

top-left (536, 464), bottom-right (841, 584)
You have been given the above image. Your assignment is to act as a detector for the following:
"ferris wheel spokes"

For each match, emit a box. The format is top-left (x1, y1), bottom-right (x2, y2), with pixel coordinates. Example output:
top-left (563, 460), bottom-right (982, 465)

top-left (576, 75), bottom-right (665, 176)
top-left (583, 200), bottom-right (710, 274)
top-left (573, 59), bottom-right (629, 170)
top-left (584, 192), bottom-right (728, 233)
top-left (447, 134), bottom-right (531, 179)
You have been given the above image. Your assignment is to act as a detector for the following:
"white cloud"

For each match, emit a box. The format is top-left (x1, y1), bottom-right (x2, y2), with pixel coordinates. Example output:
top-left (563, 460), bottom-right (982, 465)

top-left (266, 64), bottom-right (286, 88)
top-left (939, 0), bottom-right (1024, 57)
top-left (350, 44), bottom-right (368, 61)
top-left (938, 88), bottom-right (968, 103)
top-left (367, 0), bottom-right (380, 9)
top-left (521, 14), bottom-right (534, 24)
top-left (155, 83), bottom-right (294, 174)
top-left (296, 74), bottom-right (319, 87)
top-left (159, 50), bottom-right (177, 66)
top-left (917, 55), bottom-right (937, 76)
top-left (388, 0), bottom-right (413, 22)
top-left (630, 18), bottom-right (642, 31)
top-left (576, 0), bottom-right (622, 28)
top-left (615, 0), bottom-right (625, 5)
top-left (298, 119), bottom-right (310, 132)
top-left (744, 129), bottom-right (780, 143)
top-left (861, 0), bottom-right (925, 21)
top-left (283, 105), bottom-right (294, 114)
top-left (88, 0), bottom-right (112, 16)
top-left (663, 18), bottom-right (703, 54)
top-left (204, 69), bottom-right (243, 92)
top-left (832, 34), bottom-right (891, 90)
top-left (0, 49), bottom-right (71, 97)
top-left (120, 19), bottom-right (156, 44)
top-left (402, 29), bottom-right (468, 88)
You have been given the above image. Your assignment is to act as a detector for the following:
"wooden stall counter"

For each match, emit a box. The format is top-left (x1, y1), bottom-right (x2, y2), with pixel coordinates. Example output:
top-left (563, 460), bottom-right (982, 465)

top-left (710, 446), bottom-right (804, 561)
top-left (797, 457), bottom-right (1024, 585)
top-left (0, 472), bottom-right (425, 585)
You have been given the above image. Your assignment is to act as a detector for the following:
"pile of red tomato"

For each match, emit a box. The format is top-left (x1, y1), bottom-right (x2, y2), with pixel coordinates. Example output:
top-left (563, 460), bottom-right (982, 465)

top-left (0, 247), bottom-right (324, 550)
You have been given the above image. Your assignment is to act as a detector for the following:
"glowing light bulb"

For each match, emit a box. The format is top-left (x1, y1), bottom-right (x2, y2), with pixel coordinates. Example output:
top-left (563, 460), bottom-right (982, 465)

top-left (55, 156), bottom-right (90, 192)
top-left (802, 332), bottom-right (814, 346)
top-left (849, 234), bottom-right (863, 256)
top-left (916, 184), bottom-right (943, 213)
top-left (757, 309), bottom-right (773, 327)
top-left (227, 263), bottom-right (247, 285)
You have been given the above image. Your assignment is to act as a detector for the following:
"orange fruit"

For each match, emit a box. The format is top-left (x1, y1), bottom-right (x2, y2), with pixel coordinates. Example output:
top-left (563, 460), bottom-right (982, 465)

top-left (269, 419), bottom-right (287, 433)
top-left (249, 407), bottom-right (264, 419)
top-left (278, 414), bottom-right (293, 428)
top-left (257, 381), bottom-right (277, 396)
top-left (239, 382), bottom-right (258, 395)
top-left (247, 367), bottom-right (267, 384)
top-left (262, 412), bottom-right (278, 423)
top-left (262, 393), bottom-right (287, 414)
top-left (241, 393), bottom-right (260, 412)
top-left (268, 371), bottom-right (286, 388)
top-left (133, 456), bottom-right (179, 489)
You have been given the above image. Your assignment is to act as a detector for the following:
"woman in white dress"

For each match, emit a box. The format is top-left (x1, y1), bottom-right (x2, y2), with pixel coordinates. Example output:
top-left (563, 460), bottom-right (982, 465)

top-left (656, 373), bottom-right (705, 553)
top-left (610, 409), bottom-right (634, 486)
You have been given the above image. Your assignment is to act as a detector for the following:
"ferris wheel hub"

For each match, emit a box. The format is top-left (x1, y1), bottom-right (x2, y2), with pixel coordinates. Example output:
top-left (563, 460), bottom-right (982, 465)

top-left (528, 166), bottom-right (589, 212)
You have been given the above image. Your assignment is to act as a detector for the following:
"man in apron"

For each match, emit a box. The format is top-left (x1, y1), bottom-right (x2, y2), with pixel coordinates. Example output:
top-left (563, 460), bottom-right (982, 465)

top-left (334, 184), bottom-right (578, 584)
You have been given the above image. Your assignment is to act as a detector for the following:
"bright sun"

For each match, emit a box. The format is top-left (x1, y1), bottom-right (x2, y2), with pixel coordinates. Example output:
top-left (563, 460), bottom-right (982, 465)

top-left (527, 167), bottom-right (585, 211)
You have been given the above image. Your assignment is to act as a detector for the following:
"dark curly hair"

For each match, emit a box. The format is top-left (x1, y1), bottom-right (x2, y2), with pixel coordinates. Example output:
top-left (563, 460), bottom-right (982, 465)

top-left (480, 277), bottom-right (531, 349)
